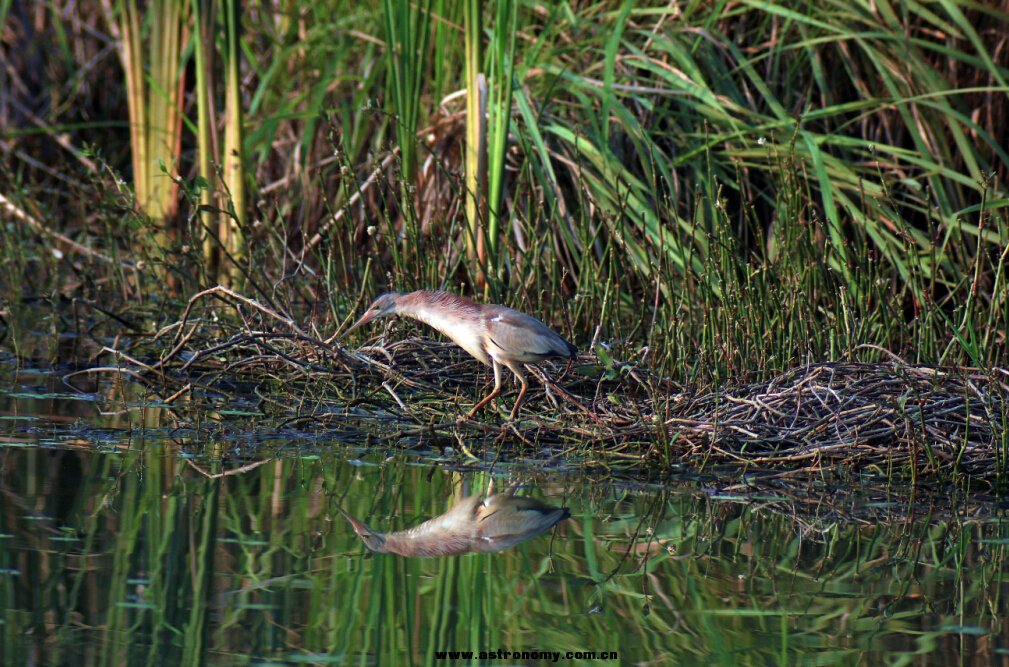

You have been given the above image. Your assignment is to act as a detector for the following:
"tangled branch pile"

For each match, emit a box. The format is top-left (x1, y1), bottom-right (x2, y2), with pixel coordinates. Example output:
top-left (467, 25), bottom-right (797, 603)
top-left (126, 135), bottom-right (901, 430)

top-left (88, 289), bottom-right (1009, 482)
top-left (665, 363), bottom-right (1008, 479)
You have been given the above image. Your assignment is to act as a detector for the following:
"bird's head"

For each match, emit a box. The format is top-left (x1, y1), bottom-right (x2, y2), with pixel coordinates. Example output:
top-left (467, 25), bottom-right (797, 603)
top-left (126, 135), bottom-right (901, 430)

top-left (345, 292), bottom-right (401, 335)
top-left (335, 505), bottom-right (389, 553)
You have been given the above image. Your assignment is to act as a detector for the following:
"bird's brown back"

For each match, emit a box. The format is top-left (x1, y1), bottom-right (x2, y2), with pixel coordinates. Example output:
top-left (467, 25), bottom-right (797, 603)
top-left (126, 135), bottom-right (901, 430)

top-left (483, 306), bottom-right (578, 362)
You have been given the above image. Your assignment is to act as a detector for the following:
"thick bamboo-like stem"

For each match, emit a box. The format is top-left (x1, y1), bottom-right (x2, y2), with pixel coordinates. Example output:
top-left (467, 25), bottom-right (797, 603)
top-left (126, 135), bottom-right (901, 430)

top-left (193, 0), bottom-right (218, 271)
top-left (463, 0), bottom-right (486, 286)
top-left (113, 0), bottom-right (189, 246)
top-left (221, 0), bottom-right (246, 286)
top-left (118, 0), bottom-right (147, 210)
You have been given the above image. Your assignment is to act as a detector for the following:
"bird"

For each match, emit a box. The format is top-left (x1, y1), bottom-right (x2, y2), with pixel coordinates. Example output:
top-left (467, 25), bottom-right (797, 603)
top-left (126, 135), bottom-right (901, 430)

top-left (344, 290), bottom-right (577, 419)
top-left (336, 485), bottom-right (570, 557)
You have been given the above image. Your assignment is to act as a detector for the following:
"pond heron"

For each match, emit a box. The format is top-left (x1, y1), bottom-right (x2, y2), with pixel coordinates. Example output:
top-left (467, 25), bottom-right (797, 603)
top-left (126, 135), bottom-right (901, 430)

top-left (345, 290), bottom-right (577, 419)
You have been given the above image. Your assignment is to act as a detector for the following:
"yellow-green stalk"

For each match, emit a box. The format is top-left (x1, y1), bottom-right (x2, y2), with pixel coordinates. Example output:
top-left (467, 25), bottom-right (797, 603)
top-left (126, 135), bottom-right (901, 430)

top-left (221, 0), bottom-right (246, 286)
top-left (113, 0), bottom-right (189, 245)
top-left (463, 0), bottom-right (485, 283)
top-left (192, 0), bottom-right (217, 272)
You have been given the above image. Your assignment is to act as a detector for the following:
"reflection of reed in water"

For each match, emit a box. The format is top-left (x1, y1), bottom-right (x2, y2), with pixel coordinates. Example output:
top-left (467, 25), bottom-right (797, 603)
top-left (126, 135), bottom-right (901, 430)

top-left (337, 485), bottom-right (569, 557)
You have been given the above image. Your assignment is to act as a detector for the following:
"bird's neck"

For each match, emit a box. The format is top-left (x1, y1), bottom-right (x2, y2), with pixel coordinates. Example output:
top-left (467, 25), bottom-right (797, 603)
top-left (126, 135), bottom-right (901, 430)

top-left (396, 292), bottom-right (469, 339)
top-left (375, 496), bottom-right (483, 557)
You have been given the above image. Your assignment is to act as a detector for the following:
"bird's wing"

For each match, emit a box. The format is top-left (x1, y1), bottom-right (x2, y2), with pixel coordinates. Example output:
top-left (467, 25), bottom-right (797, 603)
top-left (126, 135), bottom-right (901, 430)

top-left (473, 502), bottom-right (570, 552)
top-left (485, 308), bottom-right (576, 362)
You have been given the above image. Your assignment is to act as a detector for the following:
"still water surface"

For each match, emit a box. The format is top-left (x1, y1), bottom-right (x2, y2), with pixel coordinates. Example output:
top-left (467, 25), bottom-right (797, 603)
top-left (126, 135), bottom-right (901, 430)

top-left (1, 361), bottom-right (1008, 665)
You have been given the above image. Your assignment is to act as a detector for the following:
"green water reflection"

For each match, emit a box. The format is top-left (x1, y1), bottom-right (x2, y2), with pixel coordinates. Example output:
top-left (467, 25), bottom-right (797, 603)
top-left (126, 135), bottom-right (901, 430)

top-left (2, 446), bottom-right (1008, 666)
top-left (1, 370), bottom-right (1008, 665)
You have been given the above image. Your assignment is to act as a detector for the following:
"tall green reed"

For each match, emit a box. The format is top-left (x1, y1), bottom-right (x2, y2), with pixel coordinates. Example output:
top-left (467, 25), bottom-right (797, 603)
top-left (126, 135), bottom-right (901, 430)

top-left (382, 0), bottom-right (431, 187)
top-left (8, 0), bottom-right (1009, 385)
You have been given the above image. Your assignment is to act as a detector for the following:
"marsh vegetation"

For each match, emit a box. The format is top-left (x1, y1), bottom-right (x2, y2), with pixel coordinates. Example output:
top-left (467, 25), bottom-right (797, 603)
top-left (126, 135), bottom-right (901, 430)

top-left (2, 1), bottom-right (1009, 662)
top-left (3, 0), bottom-right (1008, 480)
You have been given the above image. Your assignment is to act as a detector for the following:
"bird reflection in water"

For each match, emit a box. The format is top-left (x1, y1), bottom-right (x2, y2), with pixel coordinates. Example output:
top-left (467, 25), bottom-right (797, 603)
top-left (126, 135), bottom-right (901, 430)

top-left (337, 483), bottom-right (569, 557)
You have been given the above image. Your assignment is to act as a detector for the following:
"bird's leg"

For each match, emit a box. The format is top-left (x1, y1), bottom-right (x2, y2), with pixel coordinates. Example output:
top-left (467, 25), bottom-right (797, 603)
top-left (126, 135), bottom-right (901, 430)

top-left (509, 379), bottom-right (529, 420)
top-left (506, 364), bottom-right (529, 421)
top-left (467, 360), bottom-right (503, 418)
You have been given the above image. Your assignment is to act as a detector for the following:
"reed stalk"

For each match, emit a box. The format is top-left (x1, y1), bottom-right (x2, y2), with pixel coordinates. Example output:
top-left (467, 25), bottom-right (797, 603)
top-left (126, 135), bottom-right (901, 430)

top-left (192, 0), bottom-right (217, 269)
top-left (382, 0), bottom-right (431, 186)
top-left (112, 0), bottom-right (190, 244)
top-left (484, 0), bottom-right (517, 287)
top-left (463, 0), bottom-right (485, 283)
top-left (220, 0), bottom-right (246, 286)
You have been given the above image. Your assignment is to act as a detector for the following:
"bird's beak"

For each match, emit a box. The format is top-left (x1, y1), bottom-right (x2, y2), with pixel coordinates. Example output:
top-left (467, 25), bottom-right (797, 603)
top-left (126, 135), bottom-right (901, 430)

top-left (344, 309), bottom-right (376, 336)
top-left (335, 505), bottom-right (372, 538)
